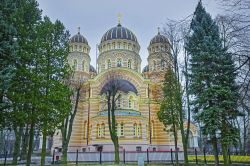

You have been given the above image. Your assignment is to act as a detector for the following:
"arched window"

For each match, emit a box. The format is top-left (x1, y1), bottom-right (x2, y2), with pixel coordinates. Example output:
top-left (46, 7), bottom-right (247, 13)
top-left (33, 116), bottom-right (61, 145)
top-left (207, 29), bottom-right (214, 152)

top-left (137, 124), bottom-right (141, 137)
top-left (156, 46), bottom-right (159, 52)
top-left (153, 60), bottom-right (156, 71)
top-left (151, 121), bottom-right (154, 138)
top-left (161, 60), bottom-right (165, 70)
top-left (118, 42), bottom-right (121, 49)
top-left (101, 123), bottom-right (105, 137)
top-left (83, 121), bottom-right (87, 139)
top-left (188, 132), bottom-right (194, 148)
top-left (82, 60), bottom-right (85, 71)
top-left (108, 43), bottom-right (111, 50)
top-left (123, 42), bottom-right (127, 49)
top-left (120, 123), bottom-right (124, 136)
top-left (112, 43), bottom-right (115, 49)
top-left (79, 45), bottom-right (82, 52)
top-left (74, 45), bottom-right (77, 51)
top-left (133, 123), bottom-right (137, 137)
top-left (73, 59), bottom-right (77, 71)
top-left (117, 58), bottom-right (122, 67)
top-left (89, 125), bottom-right (92, 140)
top-left (117, 96), bottom-right (121, 108)
top-left (128, 44), bottom-right (131, 50)
top-left (115, 123), bottom-right (120, 136)
top-left (128, 59), bottom-right (132, 69)
top-left (97, 124), bottom-right (101, 138)
top-left (161, 46), bottom-right (165, 51)
top-left (128, 96), bottom-right (133, 109)
top-left (107, 59), bottom-right (111, 69)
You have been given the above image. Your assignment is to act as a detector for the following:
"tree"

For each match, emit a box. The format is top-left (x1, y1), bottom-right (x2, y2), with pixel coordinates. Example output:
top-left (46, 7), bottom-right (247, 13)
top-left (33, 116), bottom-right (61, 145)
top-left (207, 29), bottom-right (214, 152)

top-left (60, 78), bottom-right (87, 164)
top-left (186, 1), bottom-right (239, 165)
top-left (34, 16), bottom-right (72, 166)
top-left (215, 5), bottom-right (250, 154)
top-left (158, 68), bottom-right (181, 165)
top-left (6, 0), bottom-right (42, 165)
top-left (162, 20), bottom-right (191, 165)
top-left (101, 71), bottom-right (125, 164)
top-left (0, 0), bottom-right (18, 128)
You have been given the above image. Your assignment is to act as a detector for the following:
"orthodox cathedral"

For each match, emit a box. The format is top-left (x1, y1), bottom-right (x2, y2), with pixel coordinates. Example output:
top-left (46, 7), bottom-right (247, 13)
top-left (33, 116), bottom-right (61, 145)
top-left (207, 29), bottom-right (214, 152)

top-left (52, 20), bottom-right (198, 152)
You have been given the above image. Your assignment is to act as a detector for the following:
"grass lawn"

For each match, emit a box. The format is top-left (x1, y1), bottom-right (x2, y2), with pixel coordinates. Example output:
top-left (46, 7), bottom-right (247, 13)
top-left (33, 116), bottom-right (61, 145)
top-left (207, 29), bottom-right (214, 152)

top-left (188, 155), bottom-right (250, 164)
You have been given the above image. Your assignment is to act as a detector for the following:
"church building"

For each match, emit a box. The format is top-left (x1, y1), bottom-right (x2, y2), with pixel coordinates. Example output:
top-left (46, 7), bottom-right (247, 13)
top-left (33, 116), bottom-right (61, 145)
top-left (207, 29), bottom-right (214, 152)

top-left (52, 20), bottom-right (198, 152)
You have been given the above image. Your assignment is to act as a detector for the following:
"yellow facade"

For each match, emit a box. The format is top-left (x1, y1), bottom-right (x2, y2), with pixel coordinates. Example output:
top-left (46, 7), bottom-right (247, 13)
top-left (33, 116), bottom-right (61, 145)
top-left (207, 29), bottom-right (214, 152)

top-left (52, 23), bottom-right (198, 152)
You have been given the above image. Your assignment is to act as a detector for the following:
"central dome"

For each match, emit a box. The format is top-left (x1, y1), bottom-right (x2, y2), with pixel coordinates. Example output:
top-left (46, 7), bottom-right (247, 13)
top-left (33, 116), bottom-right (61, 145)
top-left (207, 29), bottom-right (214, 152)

top-left (101, 24), bottom-right (138, 43)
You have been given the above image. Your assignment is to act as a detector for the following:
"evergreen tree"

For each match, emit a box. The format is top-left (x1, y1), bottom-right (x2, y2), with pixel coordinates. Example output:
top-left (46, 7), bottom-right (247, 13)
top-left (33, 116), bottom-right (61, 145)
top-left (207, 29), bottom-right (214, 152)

top-left (7, 0), bottom-right (42, 165)
top-left (158, 68), bottom-right (181, 165)
top-left (0, 0), bottom-right (18, 127)
top-left (186, 1), bottom-right (239, 165)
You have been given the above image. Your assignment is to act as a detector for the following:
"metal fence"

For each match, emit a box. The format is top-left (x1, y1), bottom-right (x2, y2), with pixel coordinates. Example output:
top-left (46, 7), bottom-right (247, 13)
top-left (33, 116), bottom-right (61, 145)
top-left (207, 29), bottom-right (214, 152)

top-left (55, 149), bottom-right (184, 164)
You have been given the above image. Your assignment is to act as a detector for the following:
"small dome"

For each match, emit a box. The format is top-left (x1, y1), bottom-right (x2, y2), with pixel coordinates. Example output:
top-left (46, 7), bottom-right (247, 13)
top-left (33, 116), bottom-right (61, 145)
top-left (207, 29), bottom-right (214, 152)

top-left (101, 24), bottom-right (138, 43)
top-left (89, 65), bottom-right (96, 73)
top-left (70, 27), bottom-right (88, 45)
top-left (150, 30), bottom-right (168, 45)
top-left (142, 65), bottom-right (149, 72)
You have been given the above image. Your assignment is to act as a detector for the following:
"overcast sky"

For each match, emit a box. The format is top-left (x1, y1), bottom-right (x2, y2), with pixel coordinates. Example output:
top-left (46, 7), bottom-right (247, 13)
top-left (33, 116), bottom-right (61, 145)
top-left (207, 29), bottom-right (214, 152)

top-left (36, 0), bottom-right (222, 69)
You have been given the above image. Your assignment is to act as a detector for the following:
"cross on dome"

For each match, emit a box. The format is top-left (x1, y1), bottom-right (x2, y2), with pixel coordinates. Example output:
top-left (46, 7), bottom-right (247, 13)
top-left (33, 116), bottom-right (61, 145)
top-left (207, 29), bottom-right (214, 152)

top-left (118, 13), bottom-right (122, 25)
top-left (78, 27), bottom-right (80, 34)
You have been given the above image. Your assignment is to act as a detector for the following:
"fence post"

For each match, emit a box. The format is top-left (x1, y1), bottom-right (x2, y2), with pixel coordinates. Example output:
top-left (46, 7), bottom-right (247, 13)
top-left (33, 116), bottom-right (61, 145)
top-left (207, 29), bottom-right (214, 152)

top-left (228, 149), bottom-right (231, 164)
top-left (195, 148), bottom-right (198, 165)
top-left (170, 148), bottom-right (173, 164)
top-left (147, 148), bottom-right (149, 164)
top-left (76, 149), bottom-right (78, 165)
top-left (52, 149), bottom-right (55, 164)
top-left (4, 151), bottom-right (7, 166)
top-left (99, 150), bottom-right (102, 164)
top-left (203, 148), bottom-right (207, 165)
top-left (123, 149), bottom-right (125, 164)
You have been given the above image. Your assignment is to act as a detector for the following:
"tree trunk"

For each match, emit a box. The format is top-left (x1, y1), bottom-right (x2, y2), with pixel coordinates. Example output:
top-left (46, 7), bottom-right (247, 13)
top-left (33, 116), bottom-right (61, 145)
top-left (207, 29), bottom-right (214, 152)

top-left (13, 127), bottom-right (23, 165)
top-left (236, 119), bottom-right (243, 154)
top-left (221, 119), bottom-right (229, 166)
top-left (26, 121), bottom-right (35, 166)
top-left (40, 129), bottom-right (47, 166)
top-left (184, 50), bottom-right (191, 166)
top-left (60, 87), bottom-right (81, 165)
top-left (173, 124), bottom-right (179, 165)
top-left (243, 113), bottom-right (248, 155)
top-left (180, 126), bottom-right (188, 165)
top-left (20, 124), bottom-right (29, 160)
top-left (211, 135), bottom-right (219, 166)
top-left (114, 138), bottom-right (120, 164)
top-left (61, 142), bottom-right (68, 165)
top-left (222, 143), bottom-right (229, 166)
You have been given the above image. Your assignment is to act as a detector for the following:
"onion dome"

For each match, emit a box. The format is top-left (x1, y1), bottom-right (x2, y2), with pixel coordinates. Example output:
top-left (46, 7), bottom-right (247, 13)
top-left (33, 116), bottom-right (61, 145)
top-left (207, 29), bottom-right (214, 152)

top-left (150, 27), bottom-right (168, 45)
top-left (101, 23), bottom-right (138, 43)
top-left (142, 65), bottom-right (149, 72)
top-left (89, 65), bottom-right (97, 73)
top-left (70, 27), bottom-right (88, 45)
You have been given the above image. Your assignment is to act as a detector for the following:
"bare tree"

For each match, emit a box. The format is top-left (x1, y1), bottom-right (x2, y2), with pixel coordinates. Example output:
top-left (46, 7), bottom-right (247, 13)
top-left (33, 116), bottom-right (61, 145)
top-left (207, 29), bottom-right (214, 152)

top-left (100, 71), bottom-right (125, 164)
top-left (216, 13), bottom-right (250, 154)
top-left (161, 19), bottom-right (192, 165)
top-left (60, 77), bottom-right (88, 164)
